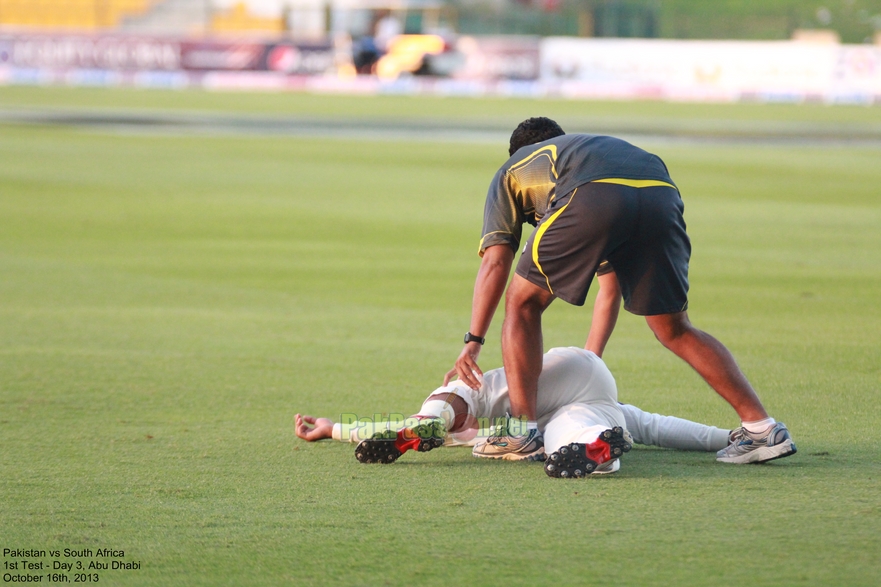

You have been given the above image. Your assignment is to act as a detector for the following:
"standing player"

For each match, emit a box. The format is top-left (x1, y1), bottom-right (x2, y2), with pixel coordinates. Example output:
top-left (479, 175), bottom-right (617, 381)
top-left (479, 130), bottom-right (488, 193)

top-left (296, 346), bottom-right (738, 477)
top-left (446, 117), bottom-right (796, 465)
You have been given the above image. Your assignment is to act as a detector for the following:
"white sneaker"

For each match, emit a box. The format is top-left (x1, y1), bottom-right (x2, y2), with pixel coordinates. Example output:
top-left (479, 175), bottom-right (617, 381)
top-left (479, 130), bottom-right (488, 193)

top-left (472, 416), bottom-right (545, 462)
top-left (716, 422), bottom-right (797, 464)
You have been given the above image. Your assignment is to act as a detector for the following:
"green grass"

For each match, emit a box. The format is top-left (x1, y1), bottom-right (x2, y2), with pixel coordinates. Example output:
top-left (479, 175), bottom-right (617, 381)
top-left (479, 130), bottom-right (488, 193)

top-left (5, 85), bottom-right (881, 127)
top-left (1, 87), bottom-right (880, 586)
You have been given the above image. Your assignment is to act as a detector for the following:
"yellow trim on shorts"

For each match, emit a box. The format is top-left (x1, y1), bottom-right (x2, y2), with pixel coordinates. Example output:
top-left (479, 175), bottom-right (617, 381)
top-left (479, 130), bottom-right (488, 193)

top-left (531, 187), bottom-right (577, 294)
top-left (593, 178), bottom-right (677, 189)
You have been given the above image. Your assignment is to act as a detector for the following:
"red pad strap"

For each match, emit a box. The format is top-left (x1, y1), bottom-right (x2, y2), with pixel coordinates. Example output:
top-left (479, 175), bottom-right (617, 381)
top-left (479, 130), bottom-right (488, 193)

top-left (583, 439), bottom-right (611, 465)
top-left (394, 430), bottom-right (422, 454)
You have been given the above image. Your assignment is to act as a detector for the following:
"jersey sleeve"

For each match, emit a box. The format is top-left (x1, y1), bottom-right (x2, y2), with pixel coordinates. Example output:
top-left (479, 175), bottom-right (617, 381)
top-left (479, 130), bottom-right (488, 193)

top-left (478, 168), bottom-right (524, 257)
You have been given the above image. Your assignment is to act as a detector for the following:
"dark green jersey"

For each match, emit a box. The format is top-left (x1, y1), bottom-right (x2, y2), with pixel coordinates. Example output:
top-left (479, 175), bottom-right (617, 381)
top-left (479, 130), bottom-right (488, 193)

top-left (479, 134), bottom-right (676, 255)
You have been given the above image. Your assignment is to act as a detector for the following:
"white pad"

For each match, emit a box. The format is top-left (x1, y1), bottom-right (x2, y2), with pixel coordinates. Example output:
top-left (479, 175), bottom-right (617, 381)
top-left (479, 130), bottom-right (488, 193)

top-left (416, 399), bottom-right (456, 430)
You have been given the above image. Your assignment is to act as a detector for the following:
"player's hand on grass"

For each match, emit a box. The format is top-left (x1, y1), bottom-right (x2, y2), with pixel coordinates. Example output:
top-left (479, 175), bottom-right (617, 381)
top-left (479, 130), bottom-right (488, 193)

top-left (444, 342), bottom-right (484, 389)
top-left (295, 413), bottom-right (334, 441)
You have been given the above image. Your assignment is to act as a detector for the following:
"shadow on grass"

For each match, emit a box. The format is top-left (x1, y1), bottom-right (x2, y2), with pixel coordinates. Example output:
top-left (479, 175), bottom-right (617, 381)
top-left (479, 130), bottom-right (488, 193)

top-left (349, 444), bottom-right (848, 479)
top-left (301, 438), bottom-right (855, 482)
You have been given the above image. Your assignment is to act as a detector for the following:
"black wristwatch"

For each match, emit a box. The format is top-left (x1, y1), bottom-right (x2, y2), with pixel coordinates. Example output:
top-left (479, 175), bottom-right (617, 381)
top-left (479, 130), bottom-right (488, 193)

top-left (464, 332), bottom-right (485, 345)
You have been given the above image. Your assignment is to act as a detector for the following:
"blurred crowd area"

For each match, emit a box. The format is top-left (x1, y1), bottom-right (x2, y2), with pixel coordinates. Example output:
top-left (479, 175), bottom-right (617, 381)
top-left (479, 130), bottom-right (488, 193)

top-left (2, 0), bottom-right (881, 43)
top-left (1, 0), bottom-right (880, 102)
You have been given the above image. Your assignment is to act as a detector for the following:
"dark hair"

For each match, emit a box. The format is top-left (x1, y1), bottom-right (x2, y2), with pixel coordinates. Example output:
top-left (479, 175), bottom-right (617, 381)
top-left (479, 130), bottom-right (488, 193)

top-left (508, 117), bottom-right (565, 156)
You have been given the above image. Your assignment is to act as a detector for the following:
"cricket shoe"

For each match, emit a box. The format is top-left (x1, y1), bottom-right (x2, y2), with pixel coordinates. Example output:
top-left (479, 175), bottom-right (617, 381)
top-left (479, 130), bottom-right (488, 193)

top-left (544, 427), bottom-right (633, 479)
top-left (472, 417), bottom-right (545, 462)
top-left (354, 417), bottom-right (445, 464)
top-left (716, 422), bottom-right (797, 464)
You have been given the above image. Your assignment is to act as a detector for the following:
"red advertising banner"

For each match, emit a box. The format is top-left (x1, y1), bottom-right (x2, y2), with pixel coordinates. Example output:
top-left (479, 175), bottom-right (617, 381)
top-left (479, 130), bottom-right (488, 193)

top-left (0, 34), bottom-right (181, 70)
top-left (179, 41), bottom-right (266, 71)
top-left (262, 42), bottom-right (338, 75)
top-left (0, 33), bottom-right (337, 74)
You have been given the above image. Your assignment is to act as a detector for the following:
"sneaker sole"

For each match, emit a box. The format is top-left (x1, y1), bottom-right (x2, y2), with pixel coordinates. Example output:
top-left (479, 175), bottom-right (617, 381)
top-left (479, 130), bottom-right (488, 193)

top-left (716, 439), bottom-right (797, 464)
top-left (355, 420), bottom-right (445, 464)
top-left (544, 427), bottom-right (632, 478)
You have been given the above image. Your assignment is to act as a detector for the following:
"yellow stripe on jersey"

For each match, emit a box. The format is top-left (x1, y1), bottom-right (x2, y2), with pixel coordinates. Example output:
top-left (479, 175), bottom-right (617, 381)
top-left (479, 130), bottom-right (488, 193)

top-left (510, 145), bottom-right (559, 179)
top-left (531, 187), bottom-right (577, 294)
top-left (478, 230), bottom-right (513, 256)
top-left (592, 178), bottom-right (677, 189)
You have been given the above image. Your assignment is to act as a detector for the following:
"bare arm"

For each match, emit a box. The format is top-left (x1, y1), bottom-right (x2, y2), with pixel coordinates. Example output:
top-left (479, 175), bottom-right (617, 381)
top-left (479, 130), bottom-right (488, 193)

top-left (585, 270), bottom-right (622, 358)
top-left (444, 244), bottom-right (514, 387)
top-left (295, 413), bottom-right (334, 441)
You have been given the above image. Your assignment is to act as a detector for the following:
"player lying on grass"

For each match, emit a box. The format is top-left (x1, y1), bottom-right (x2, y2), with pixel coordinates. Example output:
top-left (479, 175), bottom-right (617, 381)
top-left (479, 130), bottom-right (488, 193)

top-left (296, 347), bottom-right (738, 478)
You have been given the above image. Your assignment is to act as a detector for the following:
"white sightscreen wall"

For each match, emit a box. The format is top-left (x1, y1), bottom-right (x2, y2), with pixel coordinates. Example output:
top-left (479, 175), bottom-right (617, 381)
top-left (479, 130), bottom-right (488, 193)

top-left (540, 38), bottom-right (881, 101)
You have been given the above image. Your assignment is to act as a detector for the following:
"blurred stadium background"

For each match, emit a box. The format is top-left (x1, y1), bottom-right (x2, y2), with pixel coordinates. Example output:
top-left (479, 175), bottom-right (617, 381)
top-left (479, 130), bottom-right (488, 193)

top-left (1, 0), bottom-right (880, 102)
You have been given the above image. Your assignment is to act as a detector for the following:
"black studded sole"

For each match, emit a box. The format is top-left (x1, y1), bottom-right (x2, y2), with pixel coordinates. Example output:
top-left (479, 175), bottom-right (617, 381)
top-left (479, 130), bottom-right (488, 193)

top-left (544, 427), bottom-right (632, 478)
top-left (355, 438), bottom-right (403, 464)
top-left (355, 424), bottom-right (445, 464)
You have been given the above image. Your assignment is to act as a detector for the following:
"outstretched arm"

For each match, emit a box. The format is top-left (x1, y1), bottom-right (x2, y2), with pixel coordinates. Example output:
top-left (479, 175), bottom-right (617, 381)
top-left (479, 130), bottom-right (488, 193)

top-left (585, 270), bottom-right (622, 358)
top-left (295, 413), bottom-right (334, 441)
top-left (445, 244), bottom-right (514, 387)
top-left (296, 388), bottom-right (475, 445)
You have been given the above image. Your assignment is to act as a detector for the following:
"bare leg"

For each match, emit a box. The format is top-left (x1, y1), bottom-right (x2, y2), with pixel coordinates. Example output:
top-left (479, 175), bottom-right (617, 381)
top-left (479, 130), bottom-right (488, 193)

top-left (645, 312), bottom-right (768, 422)
top-left (502, 275), bottom-right (556, 421)
top-left (585, 270), bottom-right (622, 357)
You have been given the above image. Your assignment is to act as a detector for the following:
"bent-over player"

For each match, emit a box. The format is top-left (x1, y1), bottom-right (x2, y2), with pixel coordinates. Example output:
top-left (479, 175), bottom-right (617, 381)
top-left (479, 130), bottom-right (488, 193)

top-left (447, 117), bottom-right (796, 465)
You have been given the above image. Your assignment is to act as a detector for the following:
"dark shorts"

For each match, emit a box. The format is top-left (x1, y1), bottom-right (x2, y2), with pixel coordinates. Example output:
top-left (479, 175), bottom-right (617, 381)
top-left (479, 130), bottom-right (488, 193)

top-left (515, 181), bottom-right (691, 315)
